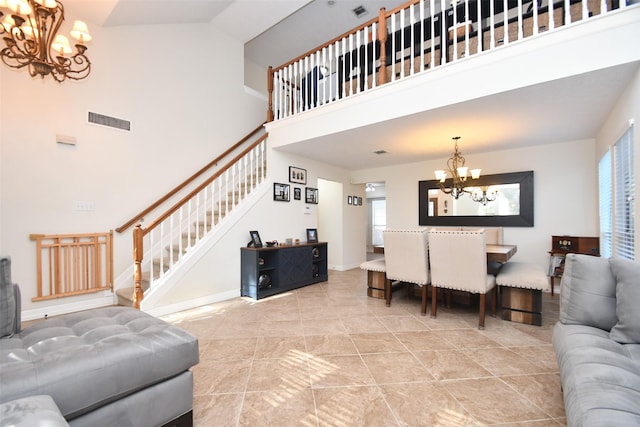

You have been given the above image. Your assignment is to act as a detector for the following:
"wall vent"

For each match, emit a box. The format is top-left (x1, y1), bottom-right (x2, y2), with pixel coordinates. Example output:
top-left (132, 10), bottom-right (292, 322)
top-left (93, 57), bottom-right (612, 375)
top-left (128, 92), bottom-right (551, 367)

top-left (88, 112), bottom-right (131, 131)
top-left (352, 5), bottom-right (367, 17)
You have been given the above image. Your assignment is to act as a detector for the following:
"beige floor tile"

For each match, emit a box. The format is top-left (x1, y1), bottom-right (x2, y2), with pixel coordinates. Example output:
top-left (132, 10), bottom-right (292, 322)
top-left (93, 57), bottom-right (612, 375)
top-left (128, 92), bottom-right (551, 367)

top-left (302, 318), bottom-right (348, 335)
top-left (432, 328), bottom-right (502, 349)
top-left (341, 315), bottom-right (388, 333)
top-left (443, 377), bottom-right (548, 424)
top-left (309, 354), bottom-right (375, 388)
top-left (193, 393), bottom-right (243, 427)
top-left (350, 332), bottom-right (406, 354)
top-left (394, 330), bottom-right (457, 351)
top-left (501, 373), bottom-right (566, 418)
top-left (239, 388), bottom-right (317, 427)
top-left (199, 337), bottom-right (257, 361)
top-left (380, 315), bottom-right (432, 332)
top-left (314, 386), bottom-right (399, 427)
top-left (305, 334), bottom-right (359, 356)
top-left (361, 351), bottom-right (434, 384)
top-left (194, 358), bottom-right (252, 394)
top-left (414, 349), bottom-right (492, 380)
top-left (464, 347), bottom-right (544, 376)
top-left (380, 381), bottom-right (478, 426)
top-left (246, 357), bottom-right (311, 392)
top-left (254, 336), bottom-right (307, 359)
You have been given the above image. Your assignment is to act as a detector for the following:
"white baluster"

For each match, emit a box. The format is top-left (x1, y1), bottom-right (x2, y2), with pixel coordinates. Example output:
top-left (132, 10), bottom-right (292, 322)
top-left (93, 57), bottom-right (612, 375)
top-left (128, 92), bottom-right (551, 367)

top-left (477, 0), bottom-right (483, 51)
top-left (489, 0), bottom-right (495, 48)
top-left (464, 0), bottom-right (470, 57)
top-left (391, 13), bottom-right (396, 80)
top-left (565, 0), bottom-right (571, 25)
top-left (441, 0), bottom-right (448, 63)
top-left (430, 0), bottom-right (435, 66)
top-left (503, 0), bottom-right (509, 44)
top-left (518, 0), bottom-right (523, 40)
top-left (549, 0), bottom-right (555, 30)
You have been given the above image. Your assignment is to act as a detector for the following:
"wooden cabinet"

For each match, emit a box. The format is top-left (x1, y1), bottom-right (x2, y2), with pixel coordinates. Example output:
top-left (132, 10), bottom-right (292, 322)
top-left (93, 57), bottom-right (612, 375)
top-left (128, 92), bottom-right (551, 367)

top-left (549, 235), bottom-right (600, 294)
top-left (241, 242), bottom-right (328, 299)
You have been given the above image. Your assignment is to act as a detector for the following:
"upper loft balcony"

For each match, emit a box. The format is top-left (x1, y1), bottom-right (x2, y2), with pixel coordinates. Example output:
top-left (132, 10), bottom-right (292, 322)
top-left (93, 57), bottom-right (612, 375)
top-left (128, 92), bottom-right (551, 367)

top-left (265, 0), bottom-right (640, 170)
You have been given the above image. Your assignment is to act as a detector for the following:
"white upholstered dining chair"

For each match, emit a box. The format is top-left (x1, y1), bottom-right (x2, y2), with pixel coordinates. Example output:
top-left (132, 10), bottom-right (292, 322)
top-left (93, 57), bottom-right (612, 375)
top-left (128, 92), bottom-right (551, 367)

top-left (382, 229), bottom-right (430, 315)
top-left (427, 229), bottom-right (497, 329)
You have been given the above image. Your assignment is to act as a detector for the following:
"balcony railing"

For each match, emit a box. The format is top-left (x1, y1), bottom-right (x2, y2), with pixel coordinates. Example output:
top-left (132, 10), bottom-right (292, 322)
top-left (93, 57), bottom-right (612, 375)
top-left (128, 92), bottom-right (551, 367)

top-left (267, 0), bottom-right (629, 122)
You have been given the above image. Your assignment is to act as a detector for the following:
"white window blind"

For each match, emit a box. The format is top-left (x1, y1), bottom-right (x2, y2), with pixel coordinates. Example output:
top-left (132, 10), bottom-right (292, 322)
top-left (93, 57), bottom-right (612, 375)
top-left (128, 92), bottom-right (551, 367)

top-left (599, 124), bottom-right (635, 260)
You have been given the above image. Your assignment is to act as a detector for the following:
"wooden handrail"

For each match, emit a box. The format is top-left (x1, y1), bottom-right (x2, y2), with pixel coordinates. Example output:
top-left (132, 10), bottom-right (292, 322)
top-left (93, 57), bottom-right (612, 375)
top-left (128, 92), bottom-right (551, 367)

top-left (142, 134), bottom-right (268, 235)
top-left (116, 122), bottom-right (266, 233)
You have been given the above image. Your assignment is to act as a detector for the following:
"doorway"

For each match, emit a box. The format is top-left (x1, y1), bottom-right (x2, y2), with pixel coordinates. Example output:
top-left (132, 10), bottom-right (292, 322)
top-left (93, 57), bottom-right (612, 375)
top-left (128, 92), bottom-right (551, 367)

top-left (365, 182), bottom-right (386, 260)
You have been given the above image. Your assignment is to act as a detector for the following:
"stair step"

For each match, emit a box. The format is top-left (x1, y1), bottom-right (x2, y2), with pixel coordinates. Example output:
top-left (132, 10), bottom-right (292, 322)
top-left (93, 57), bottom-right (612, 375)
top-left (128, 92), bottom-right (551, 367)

top-left (116, 278), bottom-right (149, 307)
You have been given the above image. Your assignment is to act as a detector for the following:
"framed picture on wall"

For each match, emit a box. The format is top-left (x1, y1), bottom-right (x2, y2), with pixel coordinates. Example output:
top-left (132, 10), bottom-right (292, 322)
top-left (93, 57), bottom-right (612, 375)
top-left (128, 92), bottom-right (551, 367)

top-left (273, 182), bottom-right (290, 201)
top-left (289, 166), bottom-right (307, 185)
top-left (305, 187), bottom-right (318, 204)
top-left (294, 187), bottom-right (301, 200)
top-left (348, 196), bottom-right (353, 205)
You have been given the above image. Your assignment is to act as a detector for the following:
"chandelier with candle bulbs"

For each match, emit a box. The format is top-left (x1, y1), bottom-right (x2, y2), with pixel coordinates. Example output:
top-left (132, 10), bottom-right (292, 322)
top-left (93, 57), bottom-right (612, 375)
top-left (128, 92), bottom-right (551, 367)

top-left (0, 0), bottom-right (91, 82)
top-left (434, 136), bottom-right (481, 199)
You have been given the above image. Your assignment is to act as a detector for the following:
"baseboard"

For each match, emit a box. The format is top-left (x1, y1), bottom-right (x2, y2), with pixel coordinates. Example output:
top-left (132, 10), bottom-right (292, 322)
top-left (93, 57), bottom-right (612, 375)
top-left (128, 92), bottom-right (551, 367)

top-left (21, 294), bottom-right (116, 321)
top-left (143, 289), bottom-right (240, 318)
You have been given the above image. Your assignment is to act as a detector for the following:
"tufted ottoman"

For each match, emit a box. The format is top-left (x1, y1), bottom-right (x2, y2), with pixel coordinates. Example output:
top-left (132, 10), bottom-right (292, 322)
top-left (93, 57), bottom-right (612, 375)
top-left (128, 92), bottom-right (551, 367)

top-left (0, 306), bottom-right (199, 427)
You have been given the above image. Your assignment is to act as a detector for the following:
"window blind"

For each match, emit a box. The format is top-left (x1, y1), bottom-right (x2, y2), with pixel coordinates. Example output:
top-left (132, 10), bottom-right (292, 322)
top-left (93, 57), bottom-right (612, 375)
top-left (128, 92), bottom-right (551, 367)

top-left (599, 124), bottom-right (635, 260)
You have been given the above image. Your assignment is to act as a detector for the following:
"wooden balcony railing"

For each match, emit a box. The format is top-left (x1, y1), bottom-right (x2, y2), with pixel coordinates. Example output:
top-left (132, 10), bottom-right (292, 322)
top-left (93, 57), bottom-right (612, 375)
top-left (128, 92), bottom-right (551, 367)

top-left (267, 0), bottom-right (629, 121)
top-left (117, 125), bottom-right (268, 308)
top-left (30, 231), bottom-right (113, 301)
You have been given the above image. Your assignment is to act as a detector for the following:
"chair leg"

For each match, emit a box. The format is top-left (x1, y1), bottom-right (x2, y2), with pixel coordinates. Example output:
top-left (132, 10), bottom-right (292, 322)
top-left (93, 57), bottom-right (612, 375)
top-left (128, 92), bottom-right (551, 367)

top-left (420, 284), bottom-right (428, 316)
top-left (491, 287), bottom-right (497, 317)
top-left (431, 286), bottom-right (438, 318)
top-left (478, 293), bottom-right (486, 329)
top-left (385, 277), bottom-right (392, 307)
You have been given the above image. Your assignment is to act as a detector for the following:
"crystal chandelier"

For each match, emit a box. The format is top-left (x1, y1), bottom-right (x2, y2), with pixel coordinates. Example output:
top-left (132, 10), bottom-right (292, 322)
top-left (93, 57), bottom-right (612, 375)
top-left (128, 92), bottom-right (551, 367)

top-left (0, 0), bottom-right (91, 82)
top-left (434, 136), bottom-right (481, 199)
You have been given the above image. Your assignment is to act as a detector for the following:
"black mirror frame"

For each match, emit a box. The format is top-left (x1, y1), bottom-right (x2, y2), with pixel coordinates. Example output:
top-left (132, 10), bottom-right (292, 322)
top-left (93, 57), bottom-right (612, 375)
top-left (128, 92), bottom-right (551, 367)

top-left (418, 170), bottom-right (534, 227)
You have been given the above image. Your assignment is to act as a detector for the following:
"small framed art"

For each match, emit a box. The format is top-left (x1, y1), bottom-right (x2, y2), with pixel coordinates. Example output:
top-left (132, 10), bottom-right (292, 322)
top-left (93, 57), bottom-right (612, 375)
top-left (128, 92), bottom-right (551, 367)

top-left (305, 187), bottom-right (318, 204)
top-left (294, 187), bottom-right (301, 200)
top-left (307, 228), bottom-right (318, 243)
top-left (249, 230), bottom-right (263, 248)
top-left (289, 166), bottom-right (307, 185)
top-left (273, 182), bottom-right (290, 201)
top-left (348, 196), bottom-right (353, 205)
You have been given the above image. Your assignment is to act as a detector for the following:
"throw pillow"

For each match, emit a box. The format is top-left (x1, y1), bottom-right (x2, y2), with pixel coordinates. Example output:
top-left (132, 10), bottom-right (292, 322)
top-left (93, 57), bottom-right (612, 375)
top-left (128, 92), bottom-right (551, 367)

top-left (0, 256), bottom-right (16, 338)
top-left (609, 257), bottom-right (640, 344)
top-left (560, 253), bottom-right (617, 331)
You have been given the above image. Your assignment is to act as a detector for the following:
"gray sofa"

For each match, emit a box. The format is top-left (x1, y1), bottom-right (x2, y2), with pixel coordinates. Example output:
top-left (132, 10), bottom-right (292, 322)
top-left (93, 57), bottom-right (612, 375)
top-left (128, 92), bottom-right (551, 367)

top-left (552, 253), bottom-right (640, 426)
top-left (0, 256), bottom-right (199, 427)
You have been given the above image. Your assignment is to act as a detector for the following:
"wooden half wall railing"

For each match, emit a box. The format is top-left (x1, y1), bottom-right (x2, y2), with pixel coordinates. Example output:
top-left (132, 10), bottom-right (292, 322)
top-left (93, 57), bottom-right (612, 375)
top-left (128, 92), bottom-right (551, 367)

top-left (267, 0), bottom-right (628, 122)
top-left (30, 231), bottom-right (113, 301)
top-left (117, 124), bottom-right (268, 309)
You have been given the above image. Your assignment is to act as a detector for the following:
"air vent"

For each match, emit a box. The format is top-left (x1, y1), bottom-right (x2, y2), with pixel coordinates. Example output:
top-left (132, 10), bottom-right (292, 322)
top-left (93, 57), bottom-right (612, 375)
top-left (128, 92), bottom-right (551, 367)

top-left (352, 5), bottom-right (367, 17)
top-left (373, 150), bottom-right (388, 155)
top-left (88, 112), bottom-right (131, 131)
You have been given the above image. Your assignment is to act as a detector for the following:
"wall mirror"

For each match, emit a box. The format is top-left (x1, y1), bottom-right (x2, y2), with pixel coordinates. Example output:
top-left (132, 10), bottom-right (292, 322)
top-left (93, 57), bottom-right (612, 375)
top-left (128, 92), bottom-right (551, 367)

top-left (419, 171), bottom-right (534, 227)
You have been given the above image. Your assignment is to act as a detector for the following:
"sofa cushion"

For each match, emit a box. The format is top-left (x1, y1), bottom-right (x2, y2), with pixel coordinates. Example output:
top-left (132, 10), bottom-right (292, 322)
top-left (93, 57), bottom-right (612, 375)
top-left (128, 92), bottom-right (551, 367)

top-left (553, 323), bottom-right (640, 427)
top-left (0, 306), bottom-right (199, 420)
top-left (559, 254), bottom-right (617, 331)
top-left (0, 256), bottom-right (17, 338)
top-left (609, 257), bottom-right (640, 344)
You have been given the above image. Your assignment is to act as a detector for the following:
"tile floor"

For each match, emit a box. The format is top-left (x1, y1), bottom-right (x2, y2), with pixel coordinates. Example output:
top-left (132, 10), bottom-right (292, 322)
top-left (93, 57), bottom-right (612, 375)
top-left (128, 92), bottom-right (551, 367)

top-left (162, 268), bottom-right (566, 426)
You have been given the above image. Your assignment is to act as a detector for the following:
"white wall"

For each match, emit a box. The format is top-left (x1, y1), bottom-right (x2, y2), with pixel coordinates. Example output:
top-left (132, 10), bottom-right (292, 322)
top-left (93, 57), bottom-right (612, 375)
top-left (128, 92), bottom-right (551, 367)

top-left (351, 139), bottom-right (599, 270)
top-left (0, 17), bottom-right (265, 313)
top-left (596, 66), bottom-right (640, 256)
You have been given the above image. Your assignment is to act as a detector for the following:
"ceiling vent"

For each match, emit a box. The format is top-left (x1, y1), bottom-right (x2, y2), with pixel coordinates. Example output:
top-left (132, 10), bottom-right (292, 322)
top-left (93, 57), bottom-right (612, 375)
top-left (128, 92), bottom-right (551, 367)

top-left (373, 150), bottom-right (388, 155)
top-left (88, 112), bottom-right (131, 131)
top-left (352, 5), bottom-right (367, 18)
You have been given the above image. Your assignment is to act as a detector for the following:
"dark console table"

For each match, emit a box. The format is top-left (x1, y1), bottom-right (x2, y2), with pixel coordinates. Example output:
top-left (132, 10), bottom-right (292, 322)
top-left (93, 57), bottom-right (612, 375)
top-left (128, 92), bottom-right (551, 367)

top-left (241, 242), bottom-right (328, 299)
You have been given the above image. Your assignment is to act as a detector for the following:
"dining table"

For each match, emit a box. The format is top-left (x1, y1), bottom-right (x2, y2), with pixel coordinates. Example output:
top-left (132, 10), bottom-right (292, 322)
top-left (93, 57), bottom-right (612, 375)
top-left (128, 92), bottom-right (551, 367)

top-left (486, 244), bottom-right (517, 263)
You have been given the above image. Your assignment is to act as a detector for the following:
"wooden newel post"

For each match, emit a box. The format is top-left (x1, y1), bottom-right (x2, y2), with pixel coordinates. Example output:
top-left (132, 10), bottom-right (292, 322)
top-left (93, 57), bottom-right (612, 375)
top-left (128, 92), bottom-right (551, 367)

top-left (377, 7), bottom-right (388, 86)
top-left (267, 66), bottom-right (274, 122)
top-left (132, 224), bottom-right (144, 309)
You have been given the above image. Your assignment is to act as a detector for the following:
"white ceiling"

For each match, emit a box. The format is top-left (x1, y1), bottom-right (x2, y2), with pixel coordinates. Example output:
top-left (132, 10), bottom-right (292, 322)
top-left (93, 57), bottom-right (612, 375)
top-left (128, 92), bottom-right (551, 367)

top-left (63, 0), bottom-right (639, 171)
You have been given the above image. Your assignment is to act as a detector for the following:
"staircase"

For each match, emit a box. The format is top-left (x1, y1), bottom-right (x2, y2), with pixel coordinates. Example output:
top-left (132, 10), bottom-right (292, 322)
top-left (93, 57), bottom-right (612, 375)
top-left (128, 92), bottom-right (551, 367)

top-left (115, 126), bottom-right (268, 308)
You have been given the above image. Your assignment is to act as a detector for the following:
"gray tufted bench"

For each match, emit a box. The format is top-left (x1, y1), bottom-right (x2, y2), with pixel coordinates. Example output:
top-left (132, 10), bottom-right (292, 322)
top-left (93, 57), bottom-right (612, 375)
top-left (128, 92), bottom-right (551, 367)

top-left (0, 395), bottom-right (69, 427)
top-left (496, 261), bottom-right (549, 326)
top-left (0, 256), bottom-right (199, 427)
